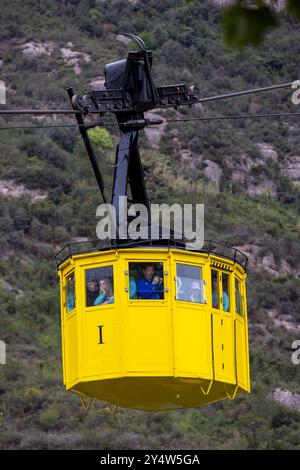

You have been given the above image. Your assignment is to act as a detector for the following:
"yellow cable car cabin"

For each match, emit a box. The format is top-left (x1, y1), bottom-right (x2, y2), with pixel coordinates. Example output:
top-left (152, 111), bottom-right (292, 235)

top-left (56, 240), bottom-right (250, 411)
top-left (57, 41), bottom-right (250, 411)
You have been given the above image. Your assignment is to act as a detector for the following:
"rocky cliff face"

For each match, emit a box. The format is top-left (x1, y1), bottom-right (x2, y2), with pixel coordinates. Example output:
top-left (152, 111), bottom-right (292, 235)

top-left (212, 0), bottom-right (286, 9)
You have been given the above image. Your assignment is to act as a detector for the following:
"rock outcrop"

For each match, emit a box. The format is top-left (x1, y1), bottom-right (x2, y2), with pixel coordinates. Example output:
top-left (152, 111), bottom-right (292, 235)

top-left (0, 179), bottom-right (48, 203)
top-left (281, 155), bottom-right (300, 185)
top-left (273, 388), bottom-right (300, 412)
top-left (21, 41), bottom-right (54, 57)
top-left (60, 43), bottom-right (90, 75)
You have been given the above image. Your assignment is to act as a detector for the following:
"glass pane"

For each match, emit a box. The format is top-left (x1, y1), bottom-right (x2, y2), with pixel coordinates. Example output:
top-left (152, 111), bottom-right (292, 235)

top-left (222, 273), bottom-right (230, 312)
top-left (66, 272), bottom-right (75, 313)
top-left (85, 266), bottom-right (114, 307)
top-left (211, 270), bottom-right (219, 309)
top-left (235, 278), bottom-right (243, 316)
top-left (176, 264), bottom-right (205, 304)
top-left (129, 262), bottom-right (164, 300)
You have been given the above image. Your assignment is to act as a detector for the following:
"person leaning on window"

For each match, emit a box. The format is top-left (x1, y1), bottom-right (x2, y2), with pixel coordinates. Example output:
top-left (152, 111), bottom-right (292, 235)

top-left (86, 278), bottom-right (99, 307)
top-left (94, 277), bottom-right (114, 305)
top-left (137, 264), bottom-right (164, 300)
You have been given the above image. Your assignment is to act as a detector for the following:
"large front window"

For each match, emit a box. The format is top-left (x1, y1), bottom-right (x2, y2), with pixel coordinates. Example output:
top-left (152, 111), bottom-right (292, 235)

top-left (128, 262), bottom-right (164, 300)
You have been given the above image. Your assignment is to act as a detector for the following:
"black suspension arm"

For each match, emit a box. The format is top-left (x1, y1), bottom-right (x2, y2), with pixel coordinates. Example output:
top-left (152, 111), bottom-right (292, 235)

top-left (67, 87), bottom-right (109, 205)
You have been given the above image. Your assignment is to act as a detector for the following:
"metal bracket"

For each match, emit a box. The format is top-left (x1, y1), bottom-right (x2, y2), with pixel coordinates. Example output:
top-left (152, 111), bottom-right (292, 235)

top-left (200, 380), bottom-right (213, 395)
top-left (72, 84), bottom-right (198, 115)
top-left (70, 390), bottom-right (94, 412)
top-left (224, 384), bottom-right (239, 400)
top-left (79, 395), bottom-right (94, 411)
top-left (107, 403), bottom-right (119, 416)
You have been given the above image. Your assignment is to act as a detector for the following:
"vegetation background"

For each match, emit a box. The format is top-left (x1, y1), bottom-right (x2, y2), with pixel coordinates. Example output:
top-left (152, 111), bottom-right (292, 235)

top-left (0, 0), bottom-right (300, 449)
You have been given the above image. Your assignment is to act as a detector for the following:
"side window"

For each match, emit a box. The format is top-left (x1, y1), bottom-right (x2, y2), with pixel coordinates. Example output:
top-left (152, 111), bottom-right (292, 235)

top-left (211, 270), bottom-right (219, 309)
top-left (129, 262), bottom-right (164, 300)
top-left (66, 272), bottom-right (75, 313)
top-left (176, 264), bottom-right (205, 304)
top-left (85, 266), bottom-right (114, 307)
top-left (235, 278), bottom-right (244, 316)
top-left (222, 273), bottom-right (230, 312)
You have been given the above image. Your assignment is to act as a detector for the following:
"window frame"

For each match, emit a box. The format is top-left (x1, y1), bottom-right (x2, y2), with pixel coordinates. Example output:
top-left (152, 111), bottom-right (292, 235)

top-left (84, 263), bottom-right (115, 309)
top-left (235, 276), bottom-right (244, 317)
top-left (211, 268), bottom-right (232, 313)
top-left (211, 269), bottom-right (220, 311)
top-left (221, 271), bottom-right (231, 313)
top-left (174, 262), bottom-right (207, 305)
top-left (126, 260), bottom-right (167, 302)
top-left (65, 270), bottom-right (76, 315)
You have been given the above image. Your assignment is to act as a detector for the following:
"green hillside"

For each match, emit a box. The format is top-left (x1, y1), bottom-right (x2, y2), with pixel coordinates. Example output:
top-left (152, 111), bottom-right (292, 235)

top-left (0, 0), bottom-right (300, 449)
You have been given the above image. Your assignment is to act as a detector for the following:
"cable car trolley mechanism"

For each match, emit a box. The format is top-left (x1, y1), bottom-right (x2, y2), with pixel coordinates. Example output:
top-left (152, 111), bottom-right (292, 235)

top-left (55, 35), bottom-right (250, 412)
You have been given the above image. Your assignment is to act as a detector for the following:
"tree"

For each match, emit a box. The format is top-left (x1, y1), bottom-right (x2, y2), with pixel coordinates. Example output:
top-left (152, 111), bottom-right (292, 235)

top-left (185, 0), bottom-right (300, 48)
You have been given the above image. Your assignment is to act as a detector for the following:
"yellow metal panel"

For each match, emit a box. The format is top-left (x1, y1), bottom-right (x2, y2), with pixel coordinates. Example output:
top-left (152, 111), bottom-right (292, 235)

top-left (64, 311), bottom-right (79, 384)
top-left (212, 313), bottom-right (236, 384)
top-left (79, 259), bottom-right (122, 379)
top-left (173, 305), bottom-right (212, 378)
top-left (235, 318), bottom-right (248, 389)
top-left (171, 253), bottom-right (213, 379)
top-left (222, 315), bottom-right (236, 383)
top-left (232, 272), bottom-right (250, 392)
top-left (121, 253), bottom-right (173, 374)
top-left (242, 277), bottom-right (251, 392)
top-left (61, 267), bottom-right (80, 387)
top-left (75, 250), bottom-right (119, 266)
top-left (81, 305), bottom-right (122, 376)
top-left (124, 303), bottom-right (173, 373)
top-left (59, 271), bottom-right (67, 386)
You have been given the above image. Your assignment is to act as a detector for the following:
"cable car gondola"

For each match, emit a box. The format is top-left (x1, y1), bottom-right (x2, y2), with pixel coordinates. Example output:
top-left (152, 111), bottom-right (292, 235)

top-left (55, 36), bottom-right (250, 411)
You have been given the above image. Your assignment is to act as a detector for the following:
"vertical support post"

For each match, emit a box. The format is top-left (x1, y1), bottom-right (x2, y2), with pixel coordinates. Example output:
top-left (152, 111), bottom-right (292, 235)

top-left (111, 128), bottom-right (150, 232)
top-left (66, 87), bottom-right (110, 205)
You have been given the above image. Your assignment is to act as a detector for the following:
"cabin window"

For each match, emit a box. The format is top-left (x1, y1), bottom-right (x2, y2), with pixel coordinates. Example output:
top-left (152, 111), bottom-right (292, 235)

top-left (211, 270), bottom-right (219, 309)
top-left (85, 265), bottom-right (114, 307)
top-left (66, 272), bottom-right (75, 313)
top-left (128, 262), bottom-right (164, 300)
top-left (235, 278), bottom-right (244, 316)
top-left (175, 264), bottom-right (205, 304)
top-left (221, 272), bottom-right (230, 312)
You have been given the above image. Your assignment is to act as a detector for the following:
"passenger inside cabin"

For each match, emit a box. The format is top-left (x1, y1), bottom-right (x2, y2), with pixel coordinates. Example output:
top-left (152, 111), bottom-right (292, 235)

top-left (94, 277), bottom-right (114, 305)
top-left (67, 289), bottom-right (75, 312)
top-left (212, 274), bottom-right (229, 311)
top-left (190, 281), bottom-right (203, 303)
top-left (129, 277), bottom-right (137, 299)
top-left (137, 264), bottom-right (164, 300)
top-left (86, 279), bottom-right (99, 307)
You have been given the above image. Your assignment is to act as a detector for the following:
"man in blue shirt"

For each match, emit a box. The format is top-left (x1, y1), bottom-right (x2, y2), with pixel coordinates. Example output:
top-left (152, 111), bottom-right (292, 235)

top-left (137, 264), bottom-right (164, 300)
